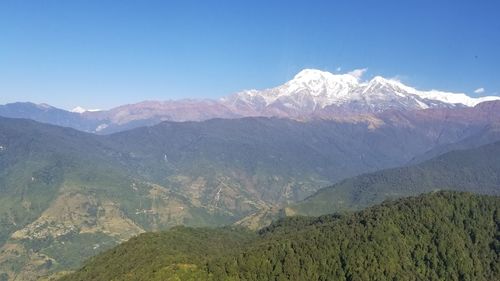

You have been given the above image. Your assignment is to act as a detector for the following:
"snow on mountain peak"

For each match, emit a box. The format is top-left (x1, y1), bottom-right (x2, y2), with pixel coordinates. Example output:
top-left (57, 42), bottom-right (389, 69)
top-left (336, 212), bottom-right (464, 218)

top-left (293, 68), bottom-right (341, 81)
top-left (283, 69), bottom-right (361, 103)
top-left (362, 76), bottom-right (414, 94)
top-left (414, 90), bottom-right (498, 107)
top-left (71, 106), bottom-right (87, 113)
top-left (368, 76), bottom-right (394, 85)
top-left (223, 68), bottom-right (500, 115)
top-left (71, 106), bottom-right (102, 114)
top-left (292, 68), bottom-right (360, 85)
top-left (292, 68), bottom-right (325, 79)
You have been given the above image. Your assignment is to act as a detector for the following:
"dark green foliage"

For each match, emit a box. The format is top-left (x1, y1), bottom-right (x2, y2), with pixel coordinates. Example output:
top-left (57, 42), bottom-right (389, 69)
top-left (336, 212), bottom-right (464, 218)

top-left (60, 227), bottom-right (257, 281)
top-left (62, 192), bottom-right (500, 281)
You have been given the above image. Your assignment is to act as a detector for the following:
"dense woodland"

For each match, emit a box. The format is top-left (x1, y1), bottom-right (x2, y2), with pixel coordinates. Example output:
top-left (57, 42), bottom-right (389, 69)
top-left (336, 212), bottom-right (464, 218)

top-left (61, 191), bottom-right (500, 281)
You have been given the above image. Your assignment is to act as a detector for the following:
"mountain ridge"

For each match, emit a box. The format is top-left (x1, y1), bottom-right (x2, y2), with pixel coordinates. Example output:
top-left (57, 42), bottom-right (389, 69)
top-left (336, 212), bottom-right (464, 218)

top-left (223, 69), bottom-right (499, 116)
top-left (2, 69), bottom-right (499, 134)
top-left (288, 139), bottom-right (500, 217)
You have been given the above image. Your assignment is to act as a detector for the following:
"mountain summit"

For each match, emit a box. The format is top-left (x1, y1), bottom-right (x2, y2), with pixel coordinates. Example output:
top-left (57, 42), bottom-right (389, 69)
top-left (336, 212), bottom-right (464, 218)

top-left (222, 69), bottom-right (500, 116)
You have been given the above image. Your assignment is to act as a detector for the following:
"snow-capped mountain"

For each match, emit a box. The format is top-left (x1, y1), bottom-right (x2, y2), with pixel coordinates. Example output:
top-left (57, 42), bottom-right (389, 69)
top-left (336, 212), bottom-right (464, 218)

top-left (221, 69), bottom-right (360, 116)
top-left (71, 106), bottom-right (88, 113)
top-left (1, 69), bottom-right (499, 134)
top-left (71, 106), bottom-right (102, 113)
top-left (222, 69), bottom-right (500, 116)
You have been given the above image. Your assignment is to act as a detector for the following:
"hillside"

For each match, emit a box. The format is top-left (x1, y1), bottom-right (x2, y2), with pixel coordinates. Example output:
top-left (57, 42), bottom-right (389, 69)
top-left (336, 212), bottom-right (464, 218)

top-left (0, 118), bottom-right (156, 280)
top-left (0, 118), bottom-right (244, 280)
top-left (289, 140), bottom-right (500, 217)
top-left (60, 191), bottom-right (500, 281)
top-left (1, 110), bottom-right (500, 279)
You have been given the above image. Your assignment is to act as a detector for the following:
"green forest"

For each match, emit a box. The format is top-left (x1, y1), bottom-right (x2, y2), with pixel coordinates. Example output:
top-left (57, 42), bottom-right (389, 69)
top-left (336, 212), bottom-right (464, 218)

top-left (61, 191), bottom-right (500, 281)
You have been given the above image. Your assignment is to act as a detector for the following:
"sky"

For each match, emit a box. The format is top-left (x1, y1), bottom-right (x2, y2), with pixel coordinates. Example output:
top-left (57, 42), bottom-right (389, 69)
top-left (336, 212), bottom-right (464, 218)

top-left (1, 0), bottom-right (499, 110)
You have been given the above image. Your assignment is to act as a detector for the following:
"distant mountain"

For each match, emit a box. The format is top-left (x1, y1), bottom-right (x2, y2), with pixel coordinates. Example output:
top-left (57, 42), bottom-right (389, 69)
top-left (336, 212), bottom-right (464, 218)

top-left (408, 101), bottom-right (500, 164)
top-left (84, 99), bottom-right (240, 134)
top-left (2, 69), bottom-right (499, 134)
top-left (70, 106), bottom-right (101, 114)
top-left (60, 191), bottom-right (500, 281)
top-left (409, 122), bottom-right (500, 164)
top-left (0, 102), bottom-right (102, 132)
top-left (223, 69), bottom-right (500, 117)
top-left (288, 140), bottom-right (500, 217)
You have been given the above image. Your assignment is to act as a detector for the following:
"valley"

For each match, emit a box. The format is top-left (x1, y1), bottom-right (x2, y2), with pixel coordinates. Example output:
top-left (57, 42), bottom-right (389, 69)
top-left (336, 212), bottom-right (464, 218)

top-left (1, 72), bottom-right (500, 280)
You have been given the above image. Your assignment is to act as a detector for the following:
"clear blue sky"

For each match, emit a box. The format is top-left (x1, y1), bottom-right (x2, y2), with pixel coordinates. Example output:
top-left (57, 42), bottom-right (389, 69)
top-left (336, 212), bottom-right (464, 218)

top-left (1, 0), bottom-right (499, 109)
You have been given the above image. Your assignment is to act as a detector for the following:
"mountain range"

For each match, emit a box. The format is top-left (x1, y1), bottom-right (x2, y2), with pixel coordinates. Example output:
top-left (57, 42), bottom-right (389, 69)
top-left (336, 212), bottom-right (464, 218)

top-left (2, 101), bottom-right (500, 279)
top-left (1, 69), bottom-right (500, 280)
top-left (2, 69), bottom-right (499, 134)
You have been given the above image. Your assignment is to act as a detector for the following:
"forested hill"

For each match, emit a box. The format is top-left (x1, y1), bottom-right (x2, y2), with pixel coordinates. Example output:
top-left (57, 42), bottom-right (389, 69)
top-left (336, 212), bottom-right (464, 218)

top-left (60, 191), bottom-right (500, 281)
top-left (288, 140), bottom-right (500, 217)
